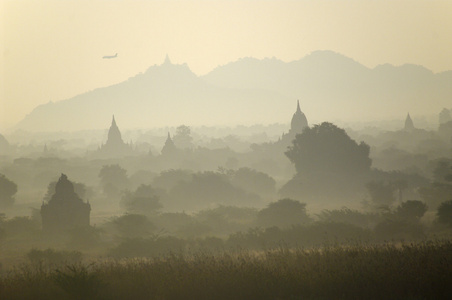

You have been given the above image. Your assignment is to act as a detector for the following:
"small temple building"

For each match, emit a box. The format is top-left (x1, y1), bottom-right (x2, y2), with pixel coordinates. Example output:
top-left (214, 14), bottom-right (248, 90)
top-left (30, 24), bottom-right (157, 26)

top-left (41, 174), bottom-right (91, 233)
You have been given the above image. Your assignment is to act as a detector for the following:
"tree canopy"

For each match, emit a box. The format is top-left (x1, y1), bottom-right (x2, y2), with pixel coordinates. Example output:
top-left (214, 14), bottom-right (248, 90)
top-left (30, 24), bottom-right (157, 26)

top-left (120, 184), bottom-right (162, 215)
top-left (285, 122), bottom-right (371, 177)
top-left (257, 198), bottom-right (311, 228)
top-left (0, 174), bottom-right (17, 207)
top-left (437, 200), bottom-right (452, 227)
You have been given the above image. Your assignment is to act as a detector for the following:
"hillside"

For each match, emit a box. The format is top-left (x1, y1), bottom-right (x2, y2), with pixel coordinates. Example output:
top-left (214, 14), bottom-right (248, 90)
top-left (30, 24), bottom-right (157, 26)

top-left (15, 51), bottom-right (452, 132)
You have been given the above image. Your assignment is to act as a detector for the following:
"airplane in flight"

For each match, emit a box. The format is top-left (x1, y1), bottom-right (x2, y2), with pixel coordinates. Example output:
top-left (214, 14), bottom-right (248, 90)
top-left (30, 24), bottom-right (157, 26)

top-left (103, 53), bottom-right (118, 59)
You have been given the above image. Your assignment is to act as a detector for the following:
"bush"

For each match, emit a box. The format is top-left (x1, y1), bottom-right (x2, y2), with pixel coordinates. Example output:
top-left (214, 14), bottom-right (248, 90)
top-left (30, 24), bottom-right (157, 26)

top-left (27, 248), bottom-right (83, 267)
top-left (109, 236), bottom-right (186, 258)
top-left (0, 174), bottom-right (17, 208)
top-left (374, 219), bottom-right (426, 241)
top-left (257, 198), bottom-right (311, 228)
top-left (317, 208), bottom-right (381, 228)
top-left (111, 214), bottom-right (156, 239)
top-left (395, 200), bottom-right (428, 221)
top-left (53, 264), bottom-right (102, 299)
top-left (120, 184), bottom-right (162, 215)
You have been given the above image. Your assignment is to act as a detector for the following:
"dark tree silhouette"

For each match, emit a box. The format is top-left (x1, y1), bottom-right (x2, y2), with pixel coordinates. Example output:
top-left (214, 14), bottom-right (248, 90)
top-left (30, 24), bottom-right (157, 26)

top-left (433, 160), bottom-right (452, 183)
top-left (437, 200), bottom-right (452, 227)
top-left (285, 122), bottom-right (371, 176)
top-left (0, 174), bottom-right (17, 207)
top-left (112, 214), bottom-right (156, 239)
top-left (228, 167), bottom-right (276, 196)
top-left (396, 200), bottom-right (428, 221)
top-left (257, 198), bottom-right (311, 228)
top-left (152, 169), bottom-right (192, 191)
top-left (169, 171), bottom-right (260, 211)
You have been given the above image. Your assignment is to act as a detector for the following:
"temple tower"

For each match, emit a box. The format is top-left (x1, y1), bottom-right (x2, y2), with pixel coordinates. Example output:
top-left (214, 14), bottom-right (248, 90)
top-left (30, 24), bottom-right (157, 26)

top-left (41, 174), bottom-right (91, 233)
top-left (289, 100), bottom-right (308, 136)
top-left (161, 132), bottom-right (177, 155)
top-left (98, 115), bottom-right (133, 157)
top-left (404, 113), bottom-right (415, 131)
top-left (106, 115), bottom-right (125, 148)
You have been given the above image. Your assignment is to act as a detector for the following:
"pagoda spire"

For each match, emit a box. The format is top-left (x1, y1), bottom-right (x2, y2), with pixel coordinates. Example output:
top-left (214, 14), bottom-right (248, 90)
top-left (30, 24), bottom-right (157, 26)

top-left (290, 99), bottom-right (308, 135)
top-left (112, 115), bottom-right (117, 126)
top-left (404, 113), bottom-right (415, 131)
top-left (164, 54), bottom-right (171, 65)
top-left (161, 131), bottom-right (177, 155)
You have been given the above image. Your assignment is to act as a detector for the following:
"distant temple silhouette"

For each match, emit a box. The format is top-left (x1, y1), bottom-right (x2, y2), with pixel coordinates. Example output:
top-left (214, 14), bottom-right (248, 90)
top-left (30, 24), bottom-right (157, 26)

top-left (280, 100), bottom-right (309, 146)
top-left (289, 100), bottom-right (309, 136)
top-left (41, 174), bottom-right (91, 233)
top-left (161, 132), bottom-right (178, 155)
top-left (98, 115), bottom-right (134, 157)
top-left (404, 113), bottom-right (415, 131)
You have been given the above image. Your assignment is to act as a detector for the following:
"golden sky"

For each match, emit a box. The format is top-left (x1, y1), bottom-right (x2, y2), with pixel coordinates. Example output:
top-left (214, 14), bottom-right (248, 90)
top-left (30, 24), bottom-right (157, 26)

top-left (2, 0), bottom-right (452, 130)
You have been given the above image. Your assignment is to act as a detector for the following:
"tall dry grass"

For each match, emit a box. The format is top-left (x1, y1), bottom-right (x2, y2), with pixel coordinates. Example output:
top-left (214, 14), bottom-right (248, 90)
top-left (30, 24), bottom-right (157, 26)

top-left (1, 241), bottom-right (451, 299)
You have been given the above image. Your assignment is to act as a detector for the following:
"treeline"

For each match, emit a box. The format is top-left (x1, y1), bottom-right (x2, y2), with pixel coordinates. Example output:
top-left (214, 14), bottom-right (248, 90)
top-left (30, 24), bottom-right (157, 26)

top-left (2, 197), bottom-right (452, 262)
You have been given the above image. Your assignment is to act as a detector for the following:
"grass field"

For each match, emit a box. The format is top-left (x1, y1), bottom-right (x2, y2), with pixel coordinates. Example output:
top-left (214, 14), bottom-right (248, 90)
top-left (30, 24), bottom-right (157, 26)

top-left (1, 240), bottom-right (451, 300)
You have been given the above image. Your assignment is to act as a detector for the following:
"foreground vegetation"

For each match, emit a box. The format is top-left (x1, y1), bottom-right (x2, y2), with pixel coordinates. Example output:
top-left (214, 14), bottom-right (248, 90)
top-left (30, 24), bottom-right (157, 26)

top-left (1, 241), bottom-right (451, 300)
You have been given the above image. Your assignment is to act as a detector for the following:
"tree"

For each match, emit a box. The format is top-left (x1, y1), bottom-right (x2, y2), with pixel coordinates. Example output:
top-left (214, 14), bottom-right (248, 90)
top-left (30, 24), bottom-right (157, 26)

top-left (0, 174), bottom-right (17, 208)
top-left (433, 160), bottom-right (452, 183)
top-left (169, 171), bottom-right (260, 211)
top-left (437, 200), bottom-right (452, 227)
top-left (120, 184), bottom-right (162, 215)
top-left (98, 164), bottom-right (129, 198)
top-left (257, 198), bottom-right (311, 228)
top-left (152, 169), bottom-right (192, 191)
top-left (285, 122), bottom-right (371, 176)
top-left (439, 108), bottom-right (451, 125)
top-left (111, 214), bottom-right (156, 239)
top-left (173, 125), bottom-right (193, 149)
top-left (396, 200), bottom-right (428, 221)
top-left (228, 167), bottom-right (276, 197)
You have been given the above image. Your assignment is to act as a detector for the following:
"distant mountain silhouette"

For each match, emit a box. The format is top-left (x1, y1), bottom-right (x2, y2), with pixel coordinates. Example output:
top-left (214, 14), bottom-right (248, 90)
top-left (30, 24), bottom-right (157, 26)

top-left (202, 51), bottom-right (452, 123)
top-left (15, 51), bottom-right (452, 132)
top-left (16, 57), bottom-right (290, 131)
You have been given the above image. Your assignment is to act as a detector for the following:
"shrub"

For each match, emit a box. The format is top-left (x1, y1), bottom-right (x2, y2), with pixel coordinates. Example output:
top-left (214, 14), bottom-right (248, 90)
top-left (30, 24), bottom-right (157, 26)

top-left (53, 264), bottom-right (102, 299)
top-left (27, 248), bottom-right (83, 267)
top-left (257, 198), bottom-right (311, 228)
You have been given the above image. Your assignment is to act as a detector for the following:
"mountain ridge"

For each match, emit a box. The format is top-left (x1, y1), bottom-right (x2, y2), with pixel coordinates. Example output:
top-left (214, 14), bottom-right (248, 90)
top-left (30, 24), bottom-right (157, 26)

top-left (15, 51), bottom-right (452, 132)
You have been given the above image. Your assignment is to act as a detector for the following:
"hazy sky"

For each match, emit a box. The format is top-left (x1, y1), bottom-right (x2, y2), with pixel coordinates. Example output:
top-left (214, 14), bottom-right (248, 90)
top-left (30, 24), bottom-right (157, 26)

top-left (2, 0), bottom-right (452, 130)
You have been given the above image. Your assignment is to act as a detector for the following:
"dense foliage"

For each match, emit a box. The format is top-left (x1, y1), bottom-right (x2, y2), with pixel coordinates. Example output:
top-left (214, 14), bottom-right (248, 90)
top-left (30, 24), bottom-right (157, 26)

top-left (285, 122), bottom-right (371, 176)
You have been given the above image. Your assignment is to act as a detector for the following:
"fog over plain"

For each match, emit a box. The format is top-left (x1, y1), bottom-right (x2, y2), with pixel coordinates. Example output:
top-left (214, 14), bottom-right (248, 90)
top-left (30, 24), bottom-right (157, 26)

top-left (2, 0), bottom-right (452, 131)
top-left (2, 3), bottom-right (452, 297)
